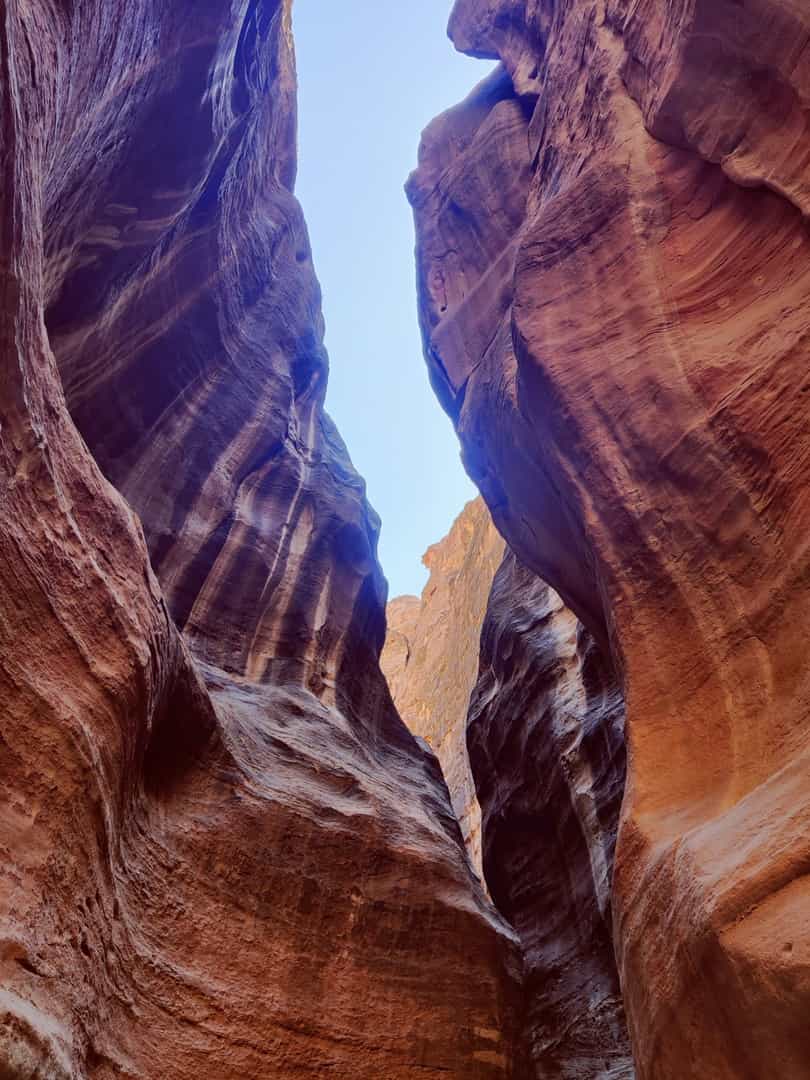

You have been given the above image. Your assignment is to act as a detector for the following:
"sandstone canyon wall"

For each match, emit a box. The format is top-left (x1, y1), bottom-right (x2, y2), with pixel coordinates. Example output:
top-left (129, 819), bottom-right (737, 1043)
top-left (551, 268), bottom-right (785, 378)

top-left (382, 495), bottom-right (631, 1076)
top-left (0, 3), bottom-right (526, 1077)
top-left (381, 497), bottom-right (505, 878)
top-left (410, 1), bottom-right (810, 1078)
top-left (469, 553), bottom-right (630, 1077)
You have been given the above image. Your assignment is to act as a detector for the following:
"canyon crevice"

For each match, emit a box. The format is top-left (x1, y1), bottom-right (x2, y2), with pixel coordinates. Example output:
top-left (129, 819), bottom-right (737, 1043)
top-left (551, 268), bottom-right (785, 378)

top-left (381, 497), bottom-right (504, 880)
top-left (383, 505), bottom-right (632, 1077)
top-left (2, 0), bottom-right (809, 1077)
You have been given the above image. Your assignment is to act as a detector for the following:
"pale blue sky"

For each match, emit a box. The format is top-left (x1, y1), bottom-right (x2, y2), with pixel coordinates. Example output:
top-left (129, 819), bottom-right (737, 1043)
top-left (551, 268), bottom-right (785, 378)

top-left (292, 2), bottom-right (492, 599)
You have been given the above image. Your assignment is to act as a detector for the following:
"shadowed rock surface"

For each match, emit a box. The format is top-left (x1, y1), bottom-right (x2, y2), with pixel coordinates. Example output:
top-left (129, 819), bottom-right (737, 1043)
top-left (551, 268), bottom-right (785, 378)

top-left (45, 0), bottom-right (377, 706)
top-left (381, 497), bottom-right (505, 878)
top-left (0, 2), bottom-right (526, 1076)
top-left (383, 492), bottom-right (631, 1076)
top-left (469, 552), bottom-right (631, 1077)
top-left (410, 0), bottom-right (810, 1076)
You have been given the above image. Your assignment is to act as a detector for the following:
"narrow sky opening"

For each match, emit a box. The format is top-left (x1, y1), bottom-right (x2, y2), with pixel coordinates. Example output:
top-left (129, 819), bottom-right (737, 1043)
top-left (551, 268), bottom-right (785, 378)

top-left (292, 1), bottom-right (493, 599)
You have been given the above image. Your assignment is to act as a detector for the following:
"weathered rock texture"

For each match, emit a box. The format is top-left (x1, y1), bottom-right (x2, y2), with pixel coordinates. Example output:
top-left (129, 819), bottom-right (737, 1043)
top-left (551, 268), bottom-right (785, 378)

top-left (382, 492), bottom-right (631, 1074)
top-left (0, 2), bottom-right (526, 1077)
top-left (410, 1), bottom-right (810, 1077)
top-left (381, 497), bottom-right (504, 878)
top-left (469, 552), bottom-right (630, 1077)
top-left (45, 0), bottom-right (374, 704)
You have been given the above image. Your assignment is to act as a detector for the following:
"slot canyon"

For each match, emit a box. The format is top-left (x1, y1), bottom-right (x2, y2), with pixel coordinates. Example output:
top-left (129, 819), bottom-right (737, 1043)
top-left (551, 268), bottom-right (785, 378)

top-left (1, 0), bottom-right (809, 1078)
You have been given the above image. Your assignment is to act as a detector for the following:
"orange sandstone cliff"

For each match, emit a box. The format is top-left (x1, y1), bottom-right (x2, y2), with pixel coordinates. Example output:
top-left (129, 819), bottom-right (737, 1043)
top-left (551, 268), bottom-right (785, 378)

top-left (409, 0), bottom-right (810, 1077)
top-left (381, 497), bottom-right (505, 878)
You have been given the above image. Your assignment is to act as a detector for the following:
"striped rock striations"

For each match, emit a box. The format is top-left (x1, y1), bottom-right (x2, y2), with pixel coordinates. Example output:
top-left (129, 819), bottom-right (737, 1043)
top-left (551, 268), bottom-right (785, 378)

top-left (468, 552), bottom-right (630, 1077)
top-left (410, 0), bottom-right (810, 1077)
top-left (0, 2), bottom-right (525, 1078)
top-left (45, 0), bottom-right (374, 707)
top-left (381, 497), bottom-right (505, 878)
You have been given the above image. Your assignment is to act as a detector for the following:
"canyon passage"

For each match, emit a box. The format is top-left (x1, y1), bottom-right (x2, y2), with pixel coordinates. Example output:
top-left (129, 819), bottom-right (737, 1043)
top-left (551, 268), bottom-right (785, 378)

top-left (2, 1), bottom-right (810, 1079)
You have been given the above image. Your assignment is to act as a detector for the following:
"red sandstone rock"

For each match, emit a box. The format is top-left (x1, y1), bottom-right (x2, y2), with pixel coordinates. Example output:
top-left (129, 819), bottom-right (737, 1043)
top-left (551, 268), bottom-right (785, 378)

top-left (381, 497), bottom-right (505, 879)
top-left (410, 1), bottom-right (810, 1076)
top-left (45, 0), bottom-right (377, 708)
top-left (0, 3), bottom-right (526, 1076)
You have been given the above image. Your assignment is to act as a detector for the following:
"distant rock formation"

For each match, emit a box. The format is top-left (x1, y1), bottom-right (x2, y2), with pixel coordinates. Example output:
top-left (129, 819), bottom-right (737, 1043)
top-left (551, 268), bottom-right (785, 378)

top-left (0, 3), bottom-right (525, 1077)
top-left (381, 497), bottom-right (505, 877)
top-left (410, 0), bottom-right (810, 1076)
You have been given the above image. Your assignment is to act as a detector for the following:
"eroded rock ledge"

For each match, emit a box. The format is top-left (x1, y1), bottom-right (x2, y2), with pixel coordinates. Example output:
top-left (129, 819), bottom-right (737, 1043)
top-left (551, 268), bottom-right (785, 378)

top-left (410, 1), bottom-right (810, 1077)
top-left (0, 3), bottom-right (525, 1076)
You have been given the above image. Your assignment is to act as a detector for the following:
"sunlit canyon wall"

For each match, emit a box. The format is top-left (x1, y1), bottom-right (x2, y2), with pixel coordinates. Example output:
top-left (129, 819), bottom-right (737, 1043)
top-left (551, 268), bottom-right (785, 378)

top-left (381, 496), bottom-right (504, 881)
top-left (408, 0), bottom-right (810, 1077)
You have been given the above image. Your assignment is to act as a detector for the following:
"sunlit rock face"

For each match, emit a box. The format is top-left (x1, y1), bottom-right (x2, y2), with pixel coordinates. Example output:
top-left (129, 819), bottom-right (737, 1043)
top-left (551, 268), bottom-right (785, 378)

top-left (381, 497), bottom-right (505, 878)
top-left (469, 552), bottom-right (631, 1078)
top-left (0, 3), bottom-right (526, 1077)
top-left (410, 0), bottom-right (810, 1076)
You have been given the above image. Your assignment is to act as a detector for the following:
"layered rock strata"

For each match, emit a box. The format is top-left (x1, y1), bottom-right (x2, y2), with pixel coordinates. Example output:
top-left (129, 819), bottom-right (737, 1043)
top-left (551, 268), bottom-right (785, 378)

top-left (0, 2), bottom-right (525, 1077)
top-left (381, 497), bottom-right (505, 877)
top-left (469, 552), bottom-right (630, 1077)
top-left (410, 1), bottom-right (810, 1077)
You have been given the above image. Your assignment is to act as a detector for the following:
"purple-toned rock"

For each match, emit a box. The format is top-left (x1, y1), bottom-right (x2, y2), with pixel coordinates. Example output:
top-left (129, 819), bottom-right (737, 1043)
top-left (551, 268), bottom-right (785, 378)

top-left (469, 552), bottom-right (630, 1078)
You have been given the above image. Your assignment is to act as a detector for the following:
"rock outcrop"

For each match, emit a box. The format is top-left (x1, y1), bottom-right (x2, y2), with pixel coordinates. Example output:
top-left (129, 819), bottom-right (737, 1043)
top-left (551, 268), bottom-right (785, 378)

top-left (0, 3), bottom-right (525, 1077)
top-left (381, 497), bottom-right (504, 877)
top-left (410, 1), bottom-right (810, 1077)
top-left (469, 553), bottom-right (630, 1077)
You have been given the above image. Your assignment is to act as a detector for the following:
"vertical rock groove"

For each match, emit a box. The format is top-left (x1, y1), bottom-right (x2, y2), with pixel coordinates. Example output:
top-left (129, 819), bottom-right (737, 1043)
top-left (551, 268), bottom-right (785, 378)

top-left (469, 553), bottom-right (631, 1077)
